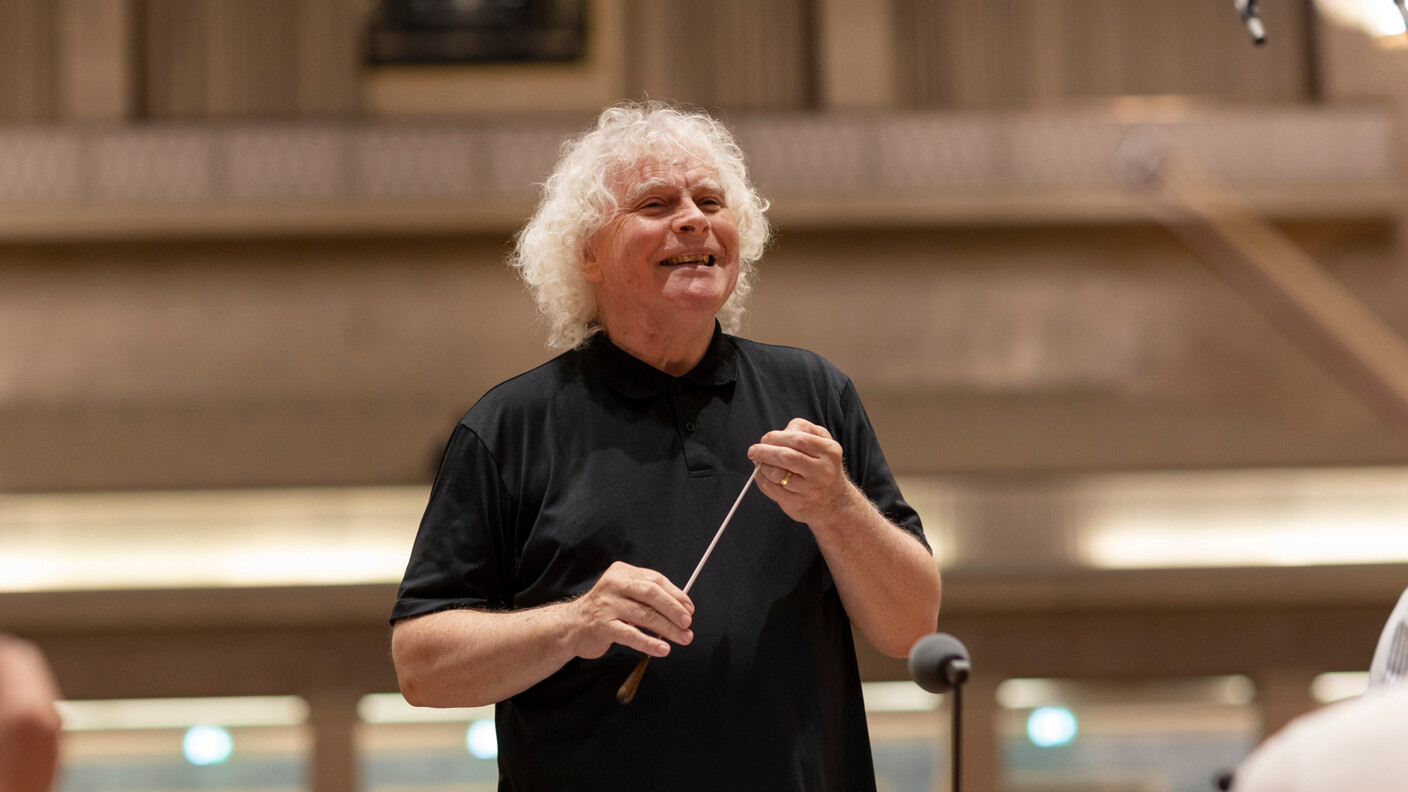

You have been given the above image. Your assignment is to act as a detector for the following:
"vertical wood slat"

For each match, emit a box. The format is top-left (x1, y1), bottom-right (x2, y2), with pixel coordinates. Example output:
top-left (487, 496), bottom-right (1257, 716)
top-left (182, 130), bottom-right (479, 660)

top-left (0, 0), bottom-right (56, 122)
top-left (627, 0), bottom-right (673, 102)
top-left (143, 0), bottom-right (210, 119)
top-left (203, 0), bottom-right (299, 117)
top-left (623, 0), bottom-right (811, 111)
top-left (140, 0), bottom-right (360, 120)
top-left (55, 0), bottom-right (135, 122)
top-left (297, 0), bottom-right (362, 116)
top-left (895, 0), bottom-right (1312, 108)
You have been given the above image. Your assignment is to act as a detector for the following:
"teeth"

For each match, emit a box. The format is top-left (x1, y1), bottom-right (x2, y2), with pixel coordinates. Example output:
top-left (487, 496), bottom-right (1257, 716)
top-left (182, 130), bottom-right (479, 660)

top-left (660, 254), bottom-right (714, 266)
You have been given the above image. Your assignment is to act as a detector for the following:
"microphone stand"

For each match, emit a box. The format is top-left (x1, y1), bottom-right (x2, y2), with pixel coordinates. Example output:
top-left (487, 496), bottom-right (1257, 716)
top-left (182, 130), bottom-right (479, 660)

top-left (946, 658), bottom-right (970, 792)
top-left (909, 633), bottom-right (972, 792)
top-left (951, 682), bottom-right (963, 792)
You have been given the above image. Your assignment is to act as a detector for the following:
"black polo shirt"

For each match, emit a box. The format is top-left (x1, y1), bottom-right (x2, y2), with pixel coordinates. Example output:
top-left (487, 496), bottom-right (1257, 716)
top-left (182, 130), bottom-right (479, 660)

top-left (393, 326), bottom-right (927, 792)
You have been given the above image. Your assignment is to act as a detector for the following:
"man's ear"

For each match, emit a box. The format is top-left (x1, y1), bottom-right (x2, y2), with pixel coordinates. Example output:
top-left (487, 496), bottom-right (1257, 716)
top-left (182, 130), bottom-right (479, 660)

top-left (580, 238), bottom-right (603, 283)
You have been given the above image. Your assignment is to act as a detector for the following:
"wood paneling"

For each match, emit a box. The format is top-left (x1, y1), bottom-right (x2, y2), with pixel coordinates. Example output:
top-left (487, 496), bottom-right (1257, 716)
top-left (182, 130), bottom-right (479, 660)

top-left (55, 0), bottom-right (135, 121)
top-left (629, 0), bottom-right (814, 111)
top-left (895, 0), bottom-right (1315, 108)
top-left (141, 0), bottom-right (360, 119)
top-left (142, 0), bottom-right (210, 118)
top-left (0, 0), bottom-right (56, 122)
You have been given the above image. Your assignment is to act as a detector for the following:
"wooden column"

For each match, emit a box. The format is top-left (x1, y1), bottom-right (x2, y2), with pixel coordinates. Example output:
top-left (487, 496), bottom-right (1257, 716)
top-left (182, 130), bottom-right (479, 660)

top-left (958, 673), bottom-right (1002, 792)
top-left (306, 689), bottom-right (361, 792)
top-left (56, 0), bottom-right (134, 121)
top-left (816, 0), bottom-right (897, 109)
top-left (1251, 668), bottom-right (1318, 739)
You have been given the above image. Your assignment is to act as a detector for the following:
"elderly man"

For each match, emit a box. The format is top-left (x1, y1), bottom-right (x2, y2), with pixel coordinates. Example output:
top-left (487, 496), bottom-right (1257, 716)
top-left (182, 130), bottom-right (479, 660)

top-left (391, 102), bottom-right (941, 790)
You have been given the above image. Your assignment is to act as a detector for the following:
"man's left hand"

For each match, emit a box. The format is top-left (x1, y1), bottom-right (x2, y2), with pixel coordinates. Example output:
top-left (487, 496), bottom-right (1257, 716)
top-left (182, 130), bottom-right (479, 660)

top-left (747, 418), bottom-right (856, 526)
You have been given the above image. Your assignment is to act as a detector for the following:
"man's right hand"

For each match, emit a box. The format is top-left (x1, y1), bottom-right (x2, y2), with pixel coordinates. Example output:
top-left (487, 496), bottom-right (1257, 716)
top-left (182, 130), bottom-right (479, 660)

top-left (570, 561), bottom-right (694, 659)
top-left (393, 561), bottom-right (695, 707)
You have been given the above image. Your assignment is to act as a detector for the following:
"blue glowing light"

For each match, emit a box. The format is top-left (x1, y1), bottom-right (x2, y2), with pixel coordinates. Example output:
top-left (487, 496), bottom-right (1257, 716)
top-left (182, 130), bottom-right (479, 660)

top-left (1026, 706), bottom-right (1078, 747)
top-left (466, 719), bottom-right (498, 759)
top-left (183, 725), bottom-right (233, 765)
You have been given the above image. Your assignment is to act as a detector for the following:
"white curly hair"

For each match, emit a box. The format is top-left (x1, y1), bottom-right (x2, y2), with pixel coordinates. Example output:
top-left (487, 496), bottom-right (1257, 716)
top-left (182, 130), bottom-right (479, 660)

top-left (509, 101), bottom-right (771, 350)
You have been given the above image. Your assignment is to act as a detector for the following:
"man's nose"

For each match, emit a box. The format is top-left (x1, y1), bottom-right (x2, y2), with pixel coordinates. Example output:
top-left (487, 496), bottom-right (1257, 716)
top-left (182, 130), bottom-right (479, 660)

top-left (673, 199), bottom-right (708, 234)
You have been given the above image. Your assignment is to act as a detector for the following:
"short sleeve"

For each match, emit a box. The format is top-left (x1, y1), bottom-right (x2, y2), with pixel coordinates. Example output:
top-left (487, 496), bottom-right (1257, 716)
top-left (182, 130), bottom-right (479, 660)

top-left (837, 378), bottom-right (929, 552)
top-left (390, 422), bottom-right (515, 622)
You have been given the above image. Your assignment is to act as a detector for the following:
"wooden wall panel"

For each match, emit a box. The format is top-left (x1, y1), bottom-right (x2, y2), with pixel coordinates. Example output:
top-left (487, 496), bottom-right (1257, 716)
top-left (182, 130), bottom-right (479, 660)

top-left (895, 0), bottom-right (1315, 108)
top-left (55, 0), bottom-right (135, 121)
top-left (141, 0), bottom-right (360, 119)
top-left (203, 0), bottom-right (300, 117)
top-left (629, 0), bottom-right (813, 111)
top-left (142, 0), bottom-right (210, 118)
top-left (0, 0), bottom-right (56, 122)
top-left (296, 0), bottom-right (363, 115)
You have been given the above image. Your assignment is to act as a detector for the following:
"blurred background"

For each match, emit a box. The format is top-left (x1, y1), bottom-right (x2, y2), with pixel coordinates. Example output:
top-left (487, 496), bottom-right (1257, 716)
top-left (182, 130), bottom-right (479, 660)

top-left (4, 0), bottom-right (1408, 790)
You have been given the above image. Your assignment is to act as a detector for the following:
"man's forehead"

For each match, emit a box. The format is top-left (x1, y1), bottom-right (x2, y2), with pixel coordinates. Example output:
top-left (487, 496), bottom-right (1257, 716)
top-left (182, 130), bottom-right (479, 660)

top-left (612, 158), bottom-right (721, 198)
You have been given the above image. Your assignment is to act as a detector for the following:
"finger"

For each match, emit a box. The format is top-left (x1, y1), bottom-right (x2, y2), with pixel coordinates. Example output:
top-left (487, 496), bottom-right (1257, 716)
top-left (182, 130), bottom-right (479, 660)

top-left (784, 418), bottom-right (832, 440)
top-left (629, 566), bottom-right (695, 614)
top-left (757, 430), bottom-right (838, 459)
top-left (587, 582), bottom-right (693, 647)
top-left (749, 444), bottom-right (820, 477)
top-left (755, 474), bottom-right (795, 498)
top-left (769, 463), bottom-right (793, 485)
top-left (646, 572), bottom-right (695, 621)
top-left (623, 579), bottom-right (695, 635)
top-left (608, 620), bottom-right (674, 657)
top-left (602, 562), bottom-right (695, 615)
top-left (596, 595), bottom-right (688, 642)
top-left (607, 594), bottom-right (693, 647)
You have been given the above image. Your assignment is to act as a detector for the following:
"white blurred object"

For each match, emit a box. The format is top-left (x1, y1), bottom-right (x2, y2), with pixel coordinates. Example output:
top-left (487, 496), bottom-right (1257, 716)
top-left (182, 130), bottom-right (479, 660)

top-left (57, 696), bottom-right (307, 730)
top-left (1233, 684), bottom-right (1408, 791)
top-left (1315, 0), bottom-right (1407, 36)
top-left (1310, 672), bottom-right (1370, 704)
top-left (1234, 0), bottom-right (1268, 44)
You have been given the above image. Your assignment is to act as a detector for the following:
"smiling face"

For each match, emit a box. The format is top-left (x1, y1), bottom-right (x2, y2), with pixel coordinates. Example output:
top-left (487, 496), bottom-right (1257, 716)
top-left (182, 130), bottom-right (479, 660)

top-left (581, 157), bottom-right (741, 342)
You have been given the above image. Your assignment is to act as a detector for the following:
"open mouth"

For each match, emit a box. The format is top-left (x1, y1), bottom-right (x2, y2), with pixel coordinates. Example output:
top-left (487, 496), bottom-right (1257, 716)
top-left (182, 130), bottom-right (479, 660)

top-left (659, 254), bottom-right (716, 267)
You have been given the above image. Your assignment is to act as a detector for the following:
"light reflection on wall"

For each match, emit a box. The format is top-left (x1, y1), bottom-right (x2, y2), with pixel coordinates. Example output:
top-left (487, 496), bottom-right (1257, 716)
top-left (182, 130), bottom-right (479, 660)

top-left (0, 487), bottom-right (425, 592)
top-left (1312, 671), bottom-right (1370, 704)
top-left (54, 697), bottom-right (310, 792)
top-left (7, 466), bottom-right (1408, 593)
top-left (998, 676), bottom-right (1260, 792)
top-left (1075, 468), bottom-right (1408, 569)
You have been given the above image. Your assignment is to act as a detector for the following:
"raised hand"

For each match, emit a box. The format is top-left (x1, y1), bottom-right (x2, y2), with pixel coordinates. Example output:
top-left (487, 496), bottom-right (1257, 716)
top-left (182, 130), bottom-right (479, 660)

top-left (748, 418), bottom-right (854, 525)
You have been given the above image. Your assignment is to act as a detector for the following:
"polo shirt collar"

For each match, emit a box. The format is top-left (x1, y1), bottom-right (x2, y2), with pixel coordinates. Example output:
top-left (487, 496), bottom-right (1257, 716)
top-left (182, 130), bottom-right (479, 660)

top-left (585, 322), bottom-right (737, 399)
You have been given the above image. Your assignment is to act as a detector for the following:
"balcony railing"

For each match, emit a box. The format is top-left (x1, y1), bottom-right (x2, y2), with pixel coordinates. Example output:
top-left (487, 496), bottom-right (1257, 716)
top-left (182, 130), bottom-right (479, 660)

top-left (0, 105), bottom-right (1396, 240)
